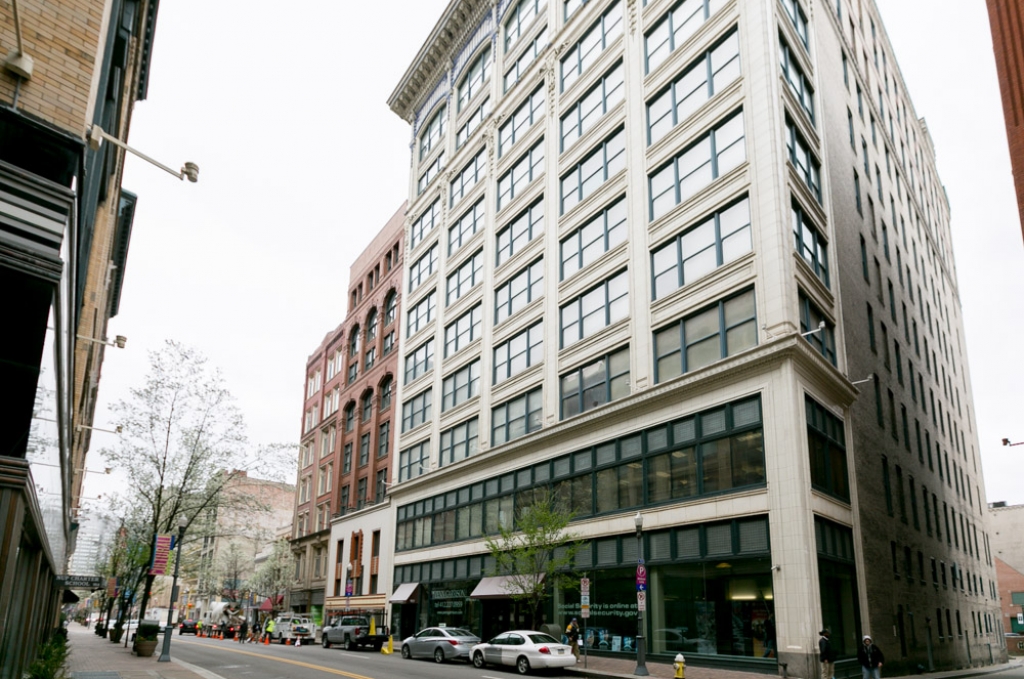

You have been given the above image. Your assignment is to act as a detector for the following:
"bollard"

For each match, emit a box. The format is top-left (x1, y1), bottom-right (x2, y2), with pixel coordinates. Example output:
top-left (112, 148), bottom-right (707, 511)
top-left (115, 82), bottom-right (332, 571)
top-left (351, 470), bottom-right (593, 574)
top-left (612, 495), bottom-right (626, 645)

top-left (674, 653), bottom-right (685, 679)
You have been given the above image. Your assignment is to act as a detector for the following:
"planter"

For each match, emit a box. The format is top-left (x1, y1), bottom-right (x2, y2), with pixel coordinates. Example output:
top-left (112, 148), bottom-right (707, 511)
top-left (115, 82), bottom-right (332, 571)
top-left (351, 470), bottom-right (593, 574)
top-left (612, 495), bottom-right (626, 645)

top-left (135, 639), bottom-right (158, 657)
top-left (109, 629), bottom-right (124, 643)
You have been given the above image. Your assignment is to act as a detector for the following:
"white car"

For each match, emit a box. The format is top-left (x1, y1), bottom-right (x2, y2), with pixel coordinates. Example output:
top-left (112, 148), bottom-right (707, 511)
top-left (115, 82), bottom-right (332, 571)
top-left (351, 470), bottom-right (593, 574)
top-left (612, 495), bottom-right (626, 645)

top-left (471, 630), bottom-right (576, 674)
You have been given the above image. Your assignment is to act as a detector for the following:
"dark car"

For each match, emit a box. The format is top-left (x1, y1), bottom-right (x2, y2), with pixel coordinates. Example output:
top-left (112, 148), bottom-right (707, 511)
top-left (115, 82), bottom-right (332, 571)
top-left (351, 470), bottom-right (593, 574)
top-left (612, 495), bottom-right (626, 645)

top-left (179, 619), bottom-right (198, 635)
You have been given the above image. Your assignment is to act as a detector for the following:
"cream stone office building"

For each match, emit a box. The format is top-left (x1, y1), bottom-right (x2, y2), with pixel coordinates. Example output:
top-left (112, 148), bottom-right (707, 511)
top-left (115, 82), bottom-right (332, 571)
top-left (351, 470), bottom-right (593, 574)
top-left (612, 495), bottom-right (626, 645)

top-left (385, 0), bottom-right (1003, 674)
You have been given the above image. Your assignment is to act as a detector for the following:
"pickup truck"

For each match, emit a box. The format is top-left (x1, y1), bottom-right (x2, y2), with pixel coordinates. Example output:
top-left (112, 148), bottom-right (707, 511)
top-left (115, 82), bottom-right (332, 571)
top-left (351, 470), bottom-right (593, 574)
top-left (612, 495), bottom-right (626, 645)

top-left (320, 615), bottom-right (389, 651)
top-left (269, 615), bottom-right (317, 645)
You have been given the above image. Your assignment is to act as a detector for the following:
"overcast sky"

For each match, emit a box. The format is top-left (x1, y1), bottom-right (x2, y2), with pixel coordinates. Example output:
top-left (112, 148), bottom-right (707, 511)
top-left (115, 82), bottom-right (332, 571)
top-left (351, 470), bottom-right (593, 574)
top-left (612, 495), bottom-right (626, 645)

top-left (82, 1), bottom-right (1024, 509)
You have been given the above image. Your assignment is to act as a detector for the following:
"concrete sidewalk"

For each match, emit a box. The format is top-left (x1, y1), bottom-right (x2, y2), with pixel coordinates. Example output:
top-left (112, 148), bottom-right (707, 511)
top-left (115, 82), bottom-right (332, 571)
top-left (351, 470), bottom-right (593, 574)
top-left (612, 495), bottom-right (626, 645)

top-left (66, 623), bottom-right (222, 679)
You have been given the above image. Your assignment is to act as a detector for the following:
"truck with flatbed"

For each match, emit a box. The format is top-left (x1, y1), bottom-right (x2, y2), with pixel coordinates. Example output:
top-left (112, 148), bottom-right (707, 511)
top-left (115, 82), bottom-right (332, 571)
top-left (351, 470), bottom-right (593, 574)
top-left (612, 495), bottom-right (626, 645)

top-left (320, 615), bottom-right (389, 651)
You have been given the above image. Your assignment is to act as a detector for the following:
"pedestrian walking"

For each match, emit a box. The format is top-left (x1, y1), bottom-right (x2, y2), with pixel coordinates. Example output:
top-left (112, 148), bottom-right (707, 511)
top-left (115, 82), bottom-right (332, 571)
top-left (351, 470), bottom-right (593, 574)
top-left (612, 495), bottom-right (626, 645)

top-left (238, 620), bottom-right (248, 643)
top-left (566, 617), bottom-right (580, 662)
top-left (819, 628), bottom-right (837, 679)
top-left (762, 614), bottom-right (776, 658)
top-left (857, 635), bottom-right (884, 679)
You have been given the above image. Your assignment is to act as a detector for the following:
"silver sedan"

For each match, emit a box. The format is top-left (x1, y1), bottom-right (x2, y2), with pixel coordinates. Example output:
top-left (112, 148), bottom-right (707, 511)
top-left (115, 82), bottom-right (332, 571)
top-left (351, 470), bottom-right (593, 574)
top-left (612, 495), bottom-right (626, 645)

top-left (471, 630), bottom-right (576, 674)
top-left (400, 627), bottom-right (481, 663)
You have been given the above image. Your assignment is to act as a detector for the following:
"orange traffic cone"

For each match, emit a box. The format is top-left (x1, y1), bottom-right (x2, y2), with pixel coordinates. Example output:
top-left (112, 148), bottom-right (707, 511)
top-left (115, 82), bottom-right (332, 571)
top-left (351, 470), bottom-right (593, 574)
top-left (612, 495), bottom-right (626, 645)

top-left (285, 638), bottom-right (291, 646)
top-left (263, 635), bottom-right (269, 646)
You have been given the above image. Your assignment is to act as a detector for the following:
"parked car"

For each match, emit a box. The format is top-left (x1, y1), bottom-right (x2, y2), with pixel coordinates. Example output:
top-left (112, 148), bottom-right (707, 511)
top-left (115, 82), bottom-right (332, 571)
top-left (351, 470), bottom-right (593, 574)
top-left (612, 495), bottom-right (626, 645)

top-left (179, 619), bottom-right (198, 635)
top-left (270, 615), bottom-right (317, 645)
top-left (400, 626), bottom-right (480, 663)
top-left (471, 630), bottom-right (575, 675)
top-left (321, 615), bottom-right (388, 651)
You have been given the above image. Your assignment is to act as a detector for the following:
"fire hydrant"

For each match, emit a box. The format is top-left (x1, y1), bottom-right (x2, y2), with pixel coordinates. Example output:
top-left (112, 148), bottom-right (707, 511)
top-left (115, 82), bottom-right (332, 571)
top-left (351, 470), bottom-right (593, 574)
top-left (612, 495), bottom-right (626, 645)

top-left (674, 653), bottom-right (685, 679)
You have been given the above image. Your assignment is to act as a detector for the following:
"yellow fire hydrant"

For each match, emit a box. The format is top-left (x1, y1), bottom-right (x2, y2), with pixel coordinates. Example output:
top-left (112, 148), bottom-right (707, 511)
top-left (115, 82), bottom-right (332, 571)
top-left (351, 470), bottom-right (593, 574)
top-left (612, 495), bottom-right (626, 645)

top-left (674, 653), bottom-right (686, 679)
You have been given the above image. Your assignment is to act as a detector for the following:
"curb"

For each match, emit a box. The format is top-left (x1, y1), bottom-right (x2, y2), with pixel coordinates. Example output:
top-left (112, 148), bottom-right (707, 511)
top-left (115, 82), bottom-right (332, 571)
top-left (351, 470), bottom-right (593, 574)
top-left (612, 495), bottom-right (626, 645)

top-left (562, 659), bottom-right (1024, 679)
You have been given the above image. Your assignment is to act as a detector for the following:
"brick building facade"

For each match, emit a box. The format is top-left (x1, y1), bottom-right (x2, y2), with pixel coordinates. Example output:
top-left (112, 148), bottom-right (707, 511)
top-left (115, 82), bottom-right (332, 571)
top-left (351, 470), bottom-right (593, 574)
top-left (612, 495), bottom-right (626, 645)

top-left (289, 205), bottom-right (405, 621)
top-left (986, 0), bottom-right (1024, 240)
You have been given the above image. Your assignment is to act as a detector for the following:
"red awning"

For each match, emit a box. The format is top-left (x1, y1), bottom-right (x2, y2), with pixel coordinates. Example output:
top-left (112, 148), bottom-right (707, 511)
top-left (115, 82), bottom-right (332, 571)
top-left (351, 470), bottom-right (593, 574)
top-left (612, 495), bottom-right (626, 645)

top-left (259, 595), bottom-right (283, 612)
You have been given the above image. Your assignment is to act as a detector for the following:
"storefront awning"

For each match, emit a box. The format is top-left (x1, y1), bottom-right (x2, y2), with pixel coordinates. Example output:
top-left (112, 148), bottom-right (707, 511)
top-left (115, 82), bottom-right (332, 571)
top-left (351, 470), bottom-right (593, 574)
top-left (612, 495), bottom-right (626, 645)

top-left (470, 574), bottom-right (544, 600)
top-left (389, 582), bottom-right (420, 604)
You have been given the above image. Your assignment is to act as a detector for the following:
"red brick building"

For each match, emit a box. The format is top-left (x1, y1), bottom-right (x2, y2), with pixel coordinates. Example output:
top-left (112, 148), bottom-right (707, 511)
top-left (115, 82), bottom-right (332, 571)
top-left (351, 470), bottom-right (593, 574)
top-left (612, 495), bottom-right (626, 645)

top-left (290, 205), bottom-right (405, 618)
top-left (995, 558), bottom-right (1024, 654)
top-left (986, 0), bottom-right (1024, 240)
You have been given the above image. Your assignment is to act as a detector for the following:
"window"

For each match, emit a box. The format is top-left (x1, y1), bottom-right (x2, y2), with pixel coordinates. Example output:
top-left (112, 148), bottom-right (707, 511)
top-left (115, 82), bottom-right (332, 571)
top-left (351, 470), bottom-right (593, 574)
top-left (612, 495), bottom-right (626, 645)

top-left (444, 304), bottom-right (483, 356)
top-left (494, 321), bottom-right (544, 383)
top-left (349, 326), bottom-right (361, 357)
top-left (384, 291), bottom-right (397, 326)
top-left (645, 0), bottom-right (727, 74)
top-left (410, 200), bottom-right (440, 250)
top-left (654, 288), bottom-right (756, 381)
top-left (378, 420), bottom-right (390, 458)
top-left (451, 149), bottom-right (487, 206)
top-left (406, 291), bottom-right (436, 336)
top-left (781, 0), bottom-right (808, 48)
top-left (560, 346), bottom-right (630, 418)
top-left (786, 117), bottom-right (821, 201)
top-left (647, 29), bottom-right (740, 144)
top-left (360, 433), bottom-right (370, 467)
top-left (340, 486), bottom-right (349, 512)
top-left (497, 198), bottom-right (544, 265)
top-left (882, 455), bottom-right (893, 515)
top-left (561, 62), bottom-right (625, 151)
top-left (344, 403), bottom-right (355, 432)
top-left (561, 2), bottom-right (623, 91)
top-left (798, 291), bottom-right (836, 365)
top-left (442, 360), bottom-right (481, 411)
top-left (867, 303), bottom-right (876, 350)
top-left (419, 105), bottom-right (446, 160)
top-left (399, 441), bottom-right (430, 482)
top-left (807, 397), bottom-right (848, 500)
top-left (561, 128), bottom-right (625, 214)
top-left (380, 376), bottom-right (393, 410)
top-left (779, 37), bottom-right (814, 123)
top-left (649, 111), bottom-right (745, 220)
top-left (561, 196), bottom-right (628, 279)
top-left (361, 391), bottom-right (373, 421)
top-left (449, 199), bottom-right (485, 255)
top-left (405, 337), bottom-right (434, 383)
top-left (375, 470), bottom-right (387, 503)
top-left (343, 443), bottom-right (352, 474)
top-left (440, 418), bottom-right (479, 466)
top-left (402, 389), bottom-right (432, 432)
top-left (417, 153), bottom-right (445, 195)
top-left (498, 139), bottom-right (545, 210)
top-left (793, 201), bottom-right (829, 287)
top-left (446, 249), bottom-right (483, 305)
top-left (456, 98), bottom-right (490, 149)
top-left (560, 270), bottom-right (629, 347)
top-left (408, 244), bottom-right (438, 292)
top-left (499, 86), bottom-right (545, 157)
top-left (458, 45), bottom-right (492, 112)
top-left (505, 0), bottom-right (546, 52)
top-left (504, 27), bottom-right (548, 92)
top-left (495, 258), bottom-right (544, 324)
top-left (651, 196), bottom-right (751, 299)
top-left (492, 387), bottom-right (543, 445)
top-left (383, 330), bottom-right (395, 356)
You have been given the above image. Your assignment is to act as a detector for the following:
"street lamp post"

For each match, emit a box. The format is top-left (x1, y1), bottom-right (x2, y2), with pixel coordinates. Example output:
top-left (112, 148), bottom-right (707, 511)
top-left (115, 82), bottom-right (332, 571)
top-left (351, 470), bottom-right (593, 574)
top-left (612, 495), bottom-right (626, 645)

top-left (158, 516), bottom-right (188, 662)
top-left (634, 512), bottom-right (648, 677)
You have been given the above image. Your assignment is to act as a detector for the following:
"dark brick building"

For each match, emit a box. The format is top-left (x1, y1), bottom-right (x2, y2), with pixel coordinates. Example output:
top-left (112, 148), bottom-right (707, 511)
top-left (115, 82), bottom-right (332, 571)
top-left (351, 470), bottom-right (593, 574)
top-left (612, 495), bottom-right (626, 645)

top-left (986, 0), bottom-right (1024, 240)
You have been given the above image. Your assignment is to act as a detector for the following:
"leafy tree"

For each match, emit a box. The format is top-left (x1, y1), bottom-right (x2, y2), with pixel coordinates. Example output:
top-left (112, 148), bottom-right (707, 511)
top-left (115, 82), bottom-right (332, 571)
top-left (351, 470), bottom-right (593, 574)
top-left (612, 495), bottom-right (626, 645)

top-left (247, 539), bottom-right (294, 616)
top-left (485, 491), bottom-right (580, 630)
top-left (99, 341), bottom-right (286, 634)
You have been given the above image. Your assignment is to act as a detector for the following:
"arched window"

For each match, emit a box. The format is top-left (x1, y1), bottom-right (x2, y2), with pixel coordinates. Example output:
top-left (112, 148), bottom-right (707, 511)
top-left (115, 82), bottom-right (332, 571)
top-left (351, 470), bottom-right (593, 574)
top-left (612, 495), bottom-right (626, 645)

top-left (361, 391), bottom-right (374, 422)
top-left (366, 308), bottom-right (378, 342)
top-left (384, 292), bottom-right (397, 326)
top-left (379, 376), bottom-right (394, 411)
top-left (344, 403), bottom-right (356, 432)
top-left (349, 326), bottom-right (361, 356)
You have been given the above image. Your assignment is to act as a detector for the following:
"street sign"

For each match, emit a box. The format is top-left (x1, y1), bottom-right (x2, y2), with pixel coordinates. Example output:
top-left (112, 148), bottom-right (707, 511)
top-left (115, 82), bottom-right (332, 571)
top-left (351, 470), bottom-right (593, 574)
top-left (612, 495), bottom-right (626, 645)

top-left (636, 564), bottom-right (647, 589)
top-left (581, 577), bottom-right (590, 594)
top-left (1018, 613), bottom-right (1023, 625)
top-left (581, 595), bottom-right (590, 605)
top-left (637, 590), bottom-right (646, 612)
top-left (637, 583), bottom-right (646, 592)
top-left (581, 604), bottom-right (590, 619)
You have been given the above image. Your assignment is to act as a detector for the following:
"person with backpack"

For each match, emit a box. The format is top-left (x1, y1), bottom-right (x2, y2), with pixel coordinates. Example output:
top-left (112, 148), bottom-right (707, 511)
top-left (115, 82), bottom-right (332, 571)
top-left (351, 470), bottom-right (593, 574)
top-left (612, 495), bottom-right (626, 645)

top-left (566, 617), bottom-right (580, 661)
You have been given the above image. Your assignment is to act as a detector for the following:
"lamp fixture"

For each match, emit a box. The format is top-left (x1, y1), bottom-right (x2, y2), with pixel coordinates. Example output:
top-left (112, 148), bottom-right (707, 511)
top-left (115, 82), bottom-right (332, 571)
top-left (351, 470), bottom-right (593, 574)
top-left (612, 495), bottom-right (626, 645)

top-left (77, 334), bottom-right (127, 349)
top-left (87, 125), bottom-right (199, 183)
top-left (1002, 438), bottom-right (1024, 447)
top-left (850, 374), bottom-right (875, 386)
top-left (4, 0), bottom-right (34, 79)
top-left (33, 462), bottom-right (111, 475)
top-left (800, 320), bottom-right (826, 338)
top-left (76, 424), bottom-right (122, 435)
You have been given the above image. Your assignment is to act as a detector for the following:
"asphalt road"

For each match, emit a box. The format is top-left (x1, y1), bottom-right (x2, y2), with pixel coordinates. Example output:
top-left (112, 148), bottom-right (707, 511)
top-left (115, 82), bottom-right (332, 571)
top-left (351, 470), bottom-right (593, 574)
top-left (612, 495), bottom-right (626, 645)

top-left (169, 635), bottom-right (576, 679)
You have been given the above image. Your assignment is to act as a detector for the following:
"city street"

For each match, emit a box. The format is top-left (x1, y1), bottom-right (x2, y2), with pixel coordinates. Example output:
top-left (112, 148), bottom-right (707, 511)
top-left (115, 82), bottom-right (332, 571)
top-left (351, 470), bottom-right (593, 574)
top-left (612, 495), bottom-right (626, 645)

top-left (168, 634), bottom-right (576, 679)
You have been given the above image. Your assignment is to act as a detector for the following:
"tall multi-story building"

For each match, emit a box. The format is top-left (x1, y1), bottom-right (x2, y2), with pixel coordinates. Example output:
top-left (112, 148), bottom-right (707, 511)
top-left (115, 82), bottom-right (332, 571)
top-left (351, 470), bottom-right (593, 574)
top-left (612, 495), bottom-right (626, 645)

top-left (385, 0), bottom-right (1003, 674)
top-left (0, 1), bottom-right (182, 674)
top-left (985, 0), bottom-right (1024, 240)
top-left (290, 206), bottom-right (404, 624)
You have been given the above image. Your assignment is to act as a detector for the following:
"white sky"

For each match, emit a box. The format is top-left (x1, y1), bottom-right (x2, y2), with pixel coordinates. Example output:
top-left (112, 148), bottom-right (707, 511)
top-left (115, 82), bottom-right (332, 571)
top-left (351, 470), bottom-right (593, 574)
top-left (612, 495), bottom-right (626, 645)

top-left (83, 1), bottom-right (1024, 509)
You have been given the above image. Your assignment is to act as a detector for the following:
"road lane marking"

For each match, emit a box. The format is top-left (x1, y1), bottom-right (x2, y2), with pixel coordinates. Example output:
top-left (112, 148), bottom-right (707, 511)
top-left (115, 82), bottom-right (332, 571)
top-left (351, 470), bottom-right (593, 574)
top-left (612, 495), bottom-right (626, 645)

top-left (175, 640), bottom-right (376, 679)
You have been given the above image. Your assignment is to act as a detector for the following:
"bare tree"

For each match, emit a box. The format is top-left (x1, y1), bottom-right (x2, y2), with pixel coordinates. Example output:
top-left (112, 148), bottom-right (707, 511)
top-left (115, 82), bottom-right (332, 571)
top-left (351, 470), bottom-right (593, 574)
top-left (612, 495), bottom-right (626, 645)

top-left (247, 539), bottom-right (295, 617)
top-left (100, 341), bottom-right (285, 632)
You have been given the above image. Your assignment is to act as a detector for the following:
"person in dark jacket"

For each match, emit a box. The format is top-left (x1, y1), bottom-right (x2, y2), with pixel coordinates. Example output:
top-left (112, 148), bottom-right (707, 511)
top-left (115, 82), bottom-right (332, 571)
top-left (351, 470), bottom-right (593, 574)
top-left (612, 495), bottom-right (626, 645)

top-left (857, 635), bottom-right (884, 679)
top-left (819, 629), bottom-right (838, 679)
